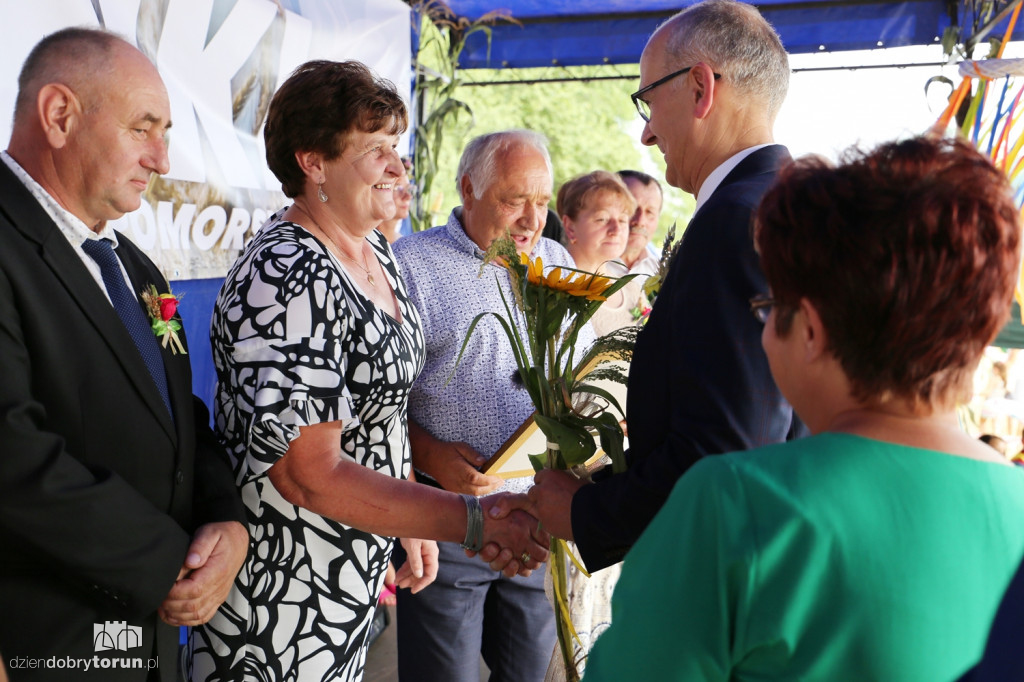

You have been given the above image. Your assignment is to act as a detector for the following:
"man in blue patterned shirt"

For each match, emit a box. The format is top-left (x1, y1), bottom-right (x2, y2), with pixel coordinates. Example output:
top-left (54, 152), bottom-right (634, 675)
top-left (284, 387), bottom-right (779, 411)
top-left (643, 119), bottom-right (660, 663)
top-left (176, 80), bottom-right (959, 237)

top-left (392, 130), bottom-right (591, 681)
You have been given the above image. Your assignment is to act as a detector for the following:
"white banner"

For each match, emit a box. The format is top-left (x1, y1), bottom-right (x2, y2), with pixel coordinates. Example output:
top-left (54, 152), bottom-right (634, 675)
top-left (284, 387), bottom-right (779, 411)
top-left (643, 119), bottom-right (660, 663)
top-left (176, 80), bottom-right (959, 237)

top-left (0, 0), bottom-right (412, 279)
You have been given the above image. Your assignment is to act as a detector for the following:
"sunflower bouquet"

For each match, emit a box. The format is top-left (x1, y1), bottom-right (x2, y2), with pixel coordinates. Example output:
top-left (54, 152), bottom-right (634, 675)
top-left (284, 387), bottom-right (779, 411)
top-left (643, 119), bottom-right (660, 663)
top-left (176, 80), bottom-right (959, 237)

top-left (455, 234), bottom-right (639, 680)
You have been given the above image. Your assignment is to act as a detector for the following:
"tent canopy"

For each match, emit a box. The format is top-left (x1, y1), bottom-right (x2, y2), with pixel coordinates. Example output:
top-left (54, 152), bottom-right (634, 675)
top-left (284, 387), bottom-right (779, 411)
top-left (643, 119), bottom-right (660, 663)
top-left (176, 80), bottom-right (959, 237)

top-left (426, 1), bottom-right (1024, 349)
top-left (441, 0), bottom-right (1021, 69)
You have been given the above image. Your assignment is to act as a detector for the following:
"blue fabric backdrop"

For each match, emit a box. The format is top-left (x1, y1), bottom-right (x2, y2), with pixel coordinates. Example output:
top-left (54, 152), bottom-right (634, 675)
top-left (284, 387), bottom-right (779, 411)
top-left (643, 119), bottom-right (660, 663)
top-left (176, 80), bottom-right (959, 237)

top-left (441, 0), bottom-right (1024, 69)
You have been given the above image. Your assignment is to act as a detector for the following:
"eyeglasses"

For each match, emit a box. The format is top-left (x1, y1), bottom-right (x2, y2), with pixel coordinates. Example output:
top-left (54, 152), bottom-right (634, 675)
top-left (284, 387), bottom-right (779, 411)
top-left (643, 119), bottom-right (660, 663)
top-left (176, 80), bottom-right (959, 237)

top-left (631, 66), bottom-right (722, 122)
top-left (749, 295), bottom-right (774, 324)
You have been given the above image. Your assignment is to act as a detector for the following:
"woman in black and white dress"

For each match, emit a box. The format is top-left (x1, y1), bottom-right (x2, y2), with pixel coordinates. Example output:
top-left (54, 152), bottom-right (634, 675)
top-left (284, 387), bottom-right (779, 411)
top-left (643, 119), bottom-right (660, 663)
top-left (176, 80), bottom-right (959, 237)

top-left (188, 60), bottom-right (548, 682)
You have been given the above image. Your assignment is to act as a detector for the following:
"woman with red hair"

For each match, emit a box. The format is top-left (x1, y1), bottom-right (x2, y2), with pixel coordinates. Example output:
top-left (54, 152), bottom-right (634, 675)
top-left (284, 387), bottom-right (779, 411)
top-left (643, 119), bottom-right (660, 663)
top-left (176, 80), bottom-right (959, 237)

top-left (584, 137), bottom-right (1024, 681)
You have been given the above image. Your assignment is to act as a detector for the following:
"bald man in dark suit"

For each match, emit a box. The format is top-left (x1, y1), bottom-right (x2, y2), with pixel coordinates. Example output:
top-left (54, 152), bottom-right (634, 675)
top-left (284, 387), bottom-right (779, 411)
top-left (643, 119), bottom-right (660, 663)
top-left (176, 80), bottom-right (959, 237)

top-left (0, 28), bottom-right (246, 681)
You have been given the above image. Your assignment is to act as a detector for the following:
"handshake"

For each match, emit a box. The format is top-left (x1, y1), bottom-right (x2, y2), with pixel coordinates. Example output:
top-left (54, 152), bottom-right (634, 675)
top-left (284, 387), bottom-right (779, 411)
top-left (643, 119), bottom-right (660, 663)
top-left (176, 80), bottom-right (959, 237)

top-left (467, 492), bottom-right (550, 577)
top-left (408, 430), bottom-right (591, 579)
top-left (446, 455), bottom-right (591, 579)
top-left (466, 466), bottom-right (588, 577)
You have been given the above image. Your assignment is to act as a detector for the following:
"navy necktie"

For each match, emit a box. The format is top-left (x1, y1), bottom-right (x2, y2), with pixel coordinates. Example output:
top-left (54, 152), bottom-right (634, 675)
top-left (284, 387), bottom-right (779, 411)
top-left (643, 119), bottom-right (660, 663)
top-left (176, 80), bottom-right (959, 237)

top-left (81, 238), bottom-right (173, 417)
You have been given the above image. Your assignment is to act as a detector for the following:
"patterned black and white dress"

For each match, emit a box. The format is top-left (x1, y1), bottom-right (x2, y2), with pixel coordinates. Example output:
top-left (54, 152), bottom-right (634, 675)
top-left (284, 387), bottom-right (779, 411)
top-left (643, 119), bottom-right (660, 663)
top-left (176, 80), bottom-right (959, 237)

top-left (189, 212), bottom-right (424, 682)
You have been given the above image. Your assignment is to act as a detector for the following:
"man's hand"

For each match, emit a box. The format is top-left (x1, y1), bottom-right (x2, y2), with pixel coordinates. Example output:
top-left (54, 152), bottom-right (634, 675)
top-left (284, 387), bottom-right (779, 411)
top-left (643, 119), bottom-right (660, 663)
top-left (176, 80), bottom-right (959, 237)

top-left (527, 469), bottom-right (587, 541)
top-left (473, 493), bottom-right (549, 576)
top-left (158, 520), bottom-right (248, 626)
top-left (420, 440), bottom-right (503, 496)
top-left (394, 537), bottom-right (439, 594)
top-left (409, 420), bottom-right (503, 495)
top-left (486, 470), bottom-right (586, 543)
top-left (467, 493), bottom-right (549, 578)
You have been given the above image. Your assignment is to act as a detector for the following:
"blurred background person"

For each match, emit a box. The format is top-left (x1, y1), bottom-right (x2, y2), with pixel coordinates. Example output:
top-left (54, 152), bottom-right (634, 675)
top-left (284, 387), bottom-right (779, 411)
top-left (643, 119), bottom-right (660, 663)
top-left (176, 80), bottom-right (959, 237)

top-left (378, 156), bottom-right (414, 243)
top-left (559, 170), bottom-right (648, 336)
top-left (585, 136), bottom-right (1024, 681)
top-left (979, 433), bottom-right (1011, 457)
top-left (617, 170), bottom-right (663, 276)
top-left (188, 61), bottom-right (547, 682)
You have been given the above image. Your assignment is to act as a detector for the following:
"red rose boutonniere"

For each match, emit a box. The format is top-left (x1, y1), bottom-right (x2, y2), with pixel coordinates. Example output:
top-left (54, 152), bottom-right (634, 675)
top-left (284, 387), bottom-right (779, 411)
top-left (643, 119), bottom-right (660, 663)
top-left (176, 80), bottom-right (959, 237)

top-left (140, 284), bottom-right (186, 355)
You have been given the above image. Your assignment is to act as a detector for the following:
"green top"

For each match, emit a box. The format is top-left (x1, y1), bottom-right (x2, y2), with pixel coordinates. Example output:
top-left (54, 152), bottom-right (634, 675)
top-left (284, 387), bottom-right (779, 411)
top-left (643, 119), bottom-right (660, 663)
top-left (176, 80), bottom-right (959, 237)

top-left (584, 433), bottom-right (1024, 681)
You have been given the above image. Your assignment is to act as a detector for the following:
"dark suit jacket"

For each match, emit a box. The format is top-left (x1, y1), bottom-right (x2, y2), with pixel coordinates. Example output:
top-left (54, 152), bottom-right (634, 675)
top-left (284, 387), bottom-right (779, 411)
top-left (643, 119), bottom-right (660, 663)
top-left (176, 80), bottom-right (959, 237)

top-left (572, 145), bottom-right (808, 571)
top-left (0, 163), bottom-right (244, 681)
top-left (956, 552), bottom-right (1024, 682)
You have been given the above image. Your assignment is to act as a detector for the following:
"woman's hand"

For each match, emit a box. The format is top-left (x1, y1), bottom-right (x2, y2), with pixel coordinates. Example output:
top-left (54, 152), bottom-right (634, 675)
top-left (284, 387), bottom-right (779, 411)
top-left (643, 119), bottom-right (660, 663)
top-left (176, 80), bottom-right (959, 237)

top-left (394, 537), bottom-right (439, 593)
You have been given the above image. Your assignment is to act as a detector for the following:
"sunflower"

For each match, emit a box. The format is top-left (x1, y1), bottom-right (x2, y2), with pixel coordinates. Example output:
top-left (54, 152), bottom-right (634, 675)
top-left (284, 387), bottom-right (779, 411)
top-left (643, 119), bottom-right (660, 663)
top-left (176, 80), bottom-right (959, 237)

top-left (518, 253), bottom-right (615, 301)
top-left (520, 252), bottom-right (545, 285)
top-left (564, 272), bottom-right (615, 301)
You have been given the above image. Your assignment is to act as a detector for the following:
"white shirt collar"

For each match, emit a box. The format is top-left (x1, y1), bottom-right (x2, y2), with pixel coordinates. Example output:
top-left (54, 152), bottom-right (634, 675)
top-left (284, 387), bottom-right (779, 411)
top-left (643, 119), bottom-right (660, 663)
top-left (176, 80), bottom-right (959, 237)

top-left (1, 150), bottom-right (120, 247)
top-left (694, 143), bottom-right (773, 212)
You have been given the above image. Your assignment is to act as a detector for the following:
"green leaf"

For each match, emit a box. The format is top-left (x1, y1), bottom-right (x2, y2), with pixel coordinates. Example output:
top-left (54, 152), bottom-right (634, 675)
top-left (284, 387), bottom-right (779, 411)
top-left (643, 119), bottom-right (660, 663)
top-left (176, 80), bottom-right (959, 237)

top-left (448, 310), bottom-right (526, 390)
top-left (534, 414), bottom-right (596, 469)
top-left (592, 411), bottom-right (627, 474)
top-left (528, 452), bottom-right (549, 472)
top-left (518, 365), bottom-right (546, 408)
top-left (572, 382), bottom-right (626, 418)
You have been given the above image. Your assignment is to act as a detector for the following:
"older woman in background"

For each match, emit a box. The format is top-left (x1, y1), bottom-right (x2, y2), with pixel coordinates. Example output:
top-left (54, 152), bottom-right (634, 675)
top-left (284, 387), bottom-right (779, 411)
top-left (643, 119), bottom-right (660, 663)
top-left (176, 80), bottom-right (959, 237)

top-left (584, 137), bottom-right (1024, 681)
top-left (377, 157), bottom-right (413, 243)
top-left (188, 60), bottom-right (547, 682)
top-left (559, 171), bottom-right (648, 336)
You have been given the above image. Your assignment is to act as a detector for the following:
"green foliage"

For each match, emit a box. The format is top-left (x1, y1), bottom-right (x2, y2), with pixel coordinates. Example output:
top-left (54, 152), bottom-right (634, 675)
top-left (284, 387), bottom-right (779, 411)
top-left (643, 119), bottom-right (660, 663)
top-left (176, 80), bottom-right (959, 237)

top-left (423, 66), bottom-right (694, 235)
top-left (941, 0), bottom-right (1015, 61)
top-left (410, 6), bottom-right (694, 243)
top-left (461, 69), bottom-right (643, 188)
top-left (410, 1), bottom-right (518, 231)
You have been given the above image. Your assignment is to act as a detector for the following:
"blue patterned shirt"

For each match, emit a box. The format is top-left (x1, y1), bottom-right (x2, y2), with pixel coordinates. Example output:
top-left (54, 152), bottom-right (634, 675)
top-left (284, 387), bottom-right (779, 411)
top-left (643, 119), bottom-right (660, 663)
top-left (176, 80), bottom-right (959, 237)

top-left (392, 210), bottom-right (595, 491)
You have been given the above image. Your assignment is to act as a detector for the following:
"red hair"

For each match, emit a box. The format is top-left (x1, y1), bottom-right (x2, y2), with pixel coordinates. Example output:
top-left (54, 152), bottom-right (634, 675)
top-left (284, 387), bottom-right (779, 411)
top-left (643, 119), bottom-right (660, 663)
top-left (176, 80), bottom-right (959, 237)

top-left (756, 136), bottom-right (1021, 410)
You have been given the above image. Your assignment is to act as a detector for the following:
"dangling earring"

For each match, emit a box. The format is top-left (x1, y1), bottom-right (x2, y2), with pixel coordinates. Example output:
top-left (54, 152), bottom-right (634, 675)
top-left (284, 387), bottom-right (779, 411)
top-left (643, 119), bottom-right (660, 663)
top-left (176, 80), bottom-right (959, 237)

top-left (317, 181), bottom-right (328, 203)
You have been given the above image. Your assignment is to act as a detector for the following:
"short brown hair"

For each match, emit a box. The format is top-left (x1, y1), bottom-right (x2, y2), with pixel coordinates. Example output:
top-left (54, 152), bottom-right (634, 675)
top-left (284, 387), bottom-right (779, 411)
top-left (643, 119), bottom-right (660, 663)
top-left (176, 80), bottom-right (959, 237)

top-left (557, 170), bottom-right (637, 222)
top-left (756, 136), bottom-right (1021, 411)
top-left (265, 60), bottom-right (408, 197)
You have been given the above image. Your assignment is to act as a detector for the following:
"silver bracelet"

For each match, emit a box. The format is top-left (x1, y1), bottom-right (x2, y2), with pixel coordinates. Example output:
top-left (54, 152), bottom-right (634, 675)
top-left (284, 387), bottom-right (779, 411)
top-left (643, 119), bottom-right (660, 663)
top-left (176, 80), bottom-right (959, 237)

top-left (459, 493), bottom-right (484, 552)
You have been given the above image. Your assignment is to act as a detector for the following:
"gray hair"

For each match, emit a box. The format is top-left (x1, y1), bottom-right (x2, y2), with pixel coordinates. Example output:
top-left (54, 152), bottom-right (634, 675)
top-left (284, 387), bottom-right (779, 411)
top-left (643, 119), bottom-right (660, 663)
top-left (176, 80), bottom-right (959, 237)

top-left (456, 129), bottom-right (553, 201)
top-left (658, 0), bottom-right (790, 120)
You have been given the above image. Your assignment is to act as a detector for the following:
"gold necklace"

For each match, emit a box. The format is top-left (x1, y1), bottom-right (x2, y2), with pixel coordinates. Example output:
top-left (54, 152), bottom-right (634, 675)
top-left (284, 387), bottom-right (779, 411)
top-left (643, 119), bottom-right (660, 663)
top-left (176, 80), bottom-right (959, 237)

top-left (294, 204), bottom-right (375, 285)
